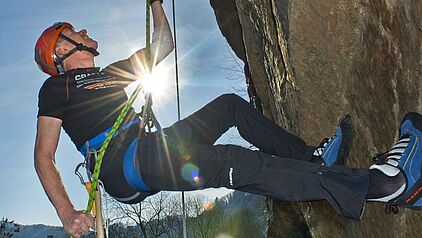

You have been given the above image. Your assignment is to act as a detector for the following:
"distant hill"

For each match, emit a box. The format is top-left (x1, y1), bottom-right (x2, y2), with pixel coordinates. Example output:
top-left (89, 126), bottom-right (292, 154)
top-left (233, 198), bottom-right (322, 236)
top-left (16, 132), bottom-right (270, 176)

top-left (13, 224), bottom-right (68, 238)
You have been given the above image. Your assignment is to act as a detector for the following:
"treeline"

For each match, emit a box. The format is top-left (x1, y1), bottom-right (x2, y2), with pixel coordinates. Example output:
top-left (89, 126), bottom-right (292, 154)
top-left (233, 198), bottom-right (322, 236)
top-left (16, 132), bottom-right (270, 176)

top-left (1, 218), bottom-right (20, 238)
top-left (84, 191), bottom-right (266, 238)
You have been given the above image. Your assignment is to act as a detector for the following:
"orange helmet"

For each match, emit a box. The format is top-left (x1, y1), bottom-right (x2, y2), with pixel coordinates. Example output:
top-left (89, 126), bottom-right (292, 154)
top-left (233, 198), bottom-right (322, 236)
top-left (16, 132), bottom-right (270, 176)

top-left (34, 22), bottom-right (74, 76)
top-left (35, 22), bottom-right (100, 76)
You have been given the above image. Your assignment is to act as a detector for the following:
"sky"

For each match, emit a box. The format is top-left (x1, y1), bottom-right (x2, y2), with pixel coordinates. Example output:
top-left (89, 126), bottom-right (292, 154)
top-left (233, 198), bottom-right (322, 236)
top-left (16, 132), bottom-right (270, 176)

top-left (0, 0), bottom-right (248, 226)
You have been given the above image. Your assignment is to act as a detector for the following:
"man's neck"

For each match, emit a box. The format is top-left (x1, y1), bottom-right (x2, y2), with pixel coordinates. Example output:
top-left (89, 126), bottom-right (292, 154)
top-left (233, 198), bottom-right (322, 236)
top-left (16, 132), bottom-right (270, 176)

top-left (64, 58), bottom-right (95, 71)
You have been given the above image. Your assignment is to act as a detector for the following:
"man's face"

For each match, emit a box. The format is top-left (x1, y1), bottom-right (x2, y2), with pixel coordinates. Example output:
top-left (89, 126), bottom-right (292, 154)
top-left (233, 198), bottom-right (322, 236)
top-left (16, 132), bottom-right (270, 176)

top-left (61, 27), bottom-right (98, 51)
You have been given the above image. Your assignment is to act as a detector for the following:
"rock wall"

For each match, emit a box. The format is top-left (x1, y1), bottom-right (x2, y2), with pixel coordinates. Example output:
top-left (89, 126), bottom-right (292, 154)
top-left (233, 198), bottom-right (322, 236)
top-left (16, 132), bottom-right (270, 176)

top-left (210, 0), bottom-right (422, 237)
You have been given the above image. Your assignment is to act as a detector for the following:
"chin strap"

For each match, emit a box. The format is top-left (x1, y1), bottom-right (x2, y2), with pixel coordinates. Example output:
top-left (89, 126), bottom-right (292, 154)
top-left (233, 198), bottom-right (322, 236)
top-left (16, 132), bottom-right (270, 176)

top-left (54, 33), bottom-right (100, 74)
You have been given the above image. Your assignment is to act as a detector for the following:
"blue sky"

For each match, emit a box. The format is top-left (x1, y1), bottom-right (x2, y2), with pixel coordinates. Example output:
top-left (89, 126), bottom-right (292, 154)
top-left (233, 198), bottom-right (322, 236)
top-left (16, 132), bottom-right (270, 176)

top-left (0, 0), bottom-right (247, 225)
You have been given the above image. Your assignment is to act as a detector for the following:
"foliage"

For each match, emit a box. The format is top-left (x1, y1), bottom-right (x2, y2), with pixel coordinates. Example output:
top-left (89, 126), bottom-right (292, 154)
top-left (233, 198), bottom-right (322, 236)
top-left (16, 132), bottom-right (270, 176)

top-left (216, 208), bottom-right (263, 238)
top-left (101, 192), bottom-right (266, 238)
top-left (0, 218), bottom-right (20, 238)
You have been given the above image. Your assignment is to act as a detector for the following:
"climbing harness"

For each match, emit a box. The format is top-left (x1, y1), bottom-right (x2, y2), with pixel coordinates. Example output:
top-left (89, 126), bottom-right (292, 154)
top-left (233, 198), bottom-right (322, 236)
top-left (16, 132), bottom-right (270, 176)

top-left (77, 4), bottom-right (164, 238)
top-left (79, 118), bottom-right (142, 156)
top-left (77, 0), bottom-right (187, 236)
top-left (84, 0), bottom-right (156, 215)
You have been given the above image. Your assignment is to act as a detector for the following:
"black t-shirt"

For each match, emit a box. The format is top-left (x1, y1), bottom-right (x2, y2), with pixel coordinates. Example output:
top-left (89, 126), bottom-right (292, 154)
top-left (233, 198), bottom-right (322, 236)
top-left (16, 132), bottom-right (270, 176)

top-left (37, 59), bottom-right (139, 150)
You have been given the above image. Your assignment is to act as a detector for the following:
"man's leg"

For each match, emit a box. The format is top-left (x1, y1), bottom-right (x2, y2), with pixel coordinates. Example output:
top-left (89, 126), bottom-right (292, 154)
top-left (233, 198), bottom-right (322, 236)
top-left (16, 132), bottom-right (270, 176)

top-left (139, 136), bottom-right (369, 219)
top-left (164, 94), bottom-right (314, 161)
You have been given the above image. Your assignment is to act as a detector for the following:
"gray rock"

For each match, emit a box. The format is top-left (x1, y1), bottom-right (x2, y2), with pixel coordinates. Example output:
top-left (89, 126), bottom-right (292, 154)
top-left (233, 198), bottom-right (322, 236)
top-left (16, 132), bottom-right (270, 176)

top-left (210, 0), bottom-right (422, 237)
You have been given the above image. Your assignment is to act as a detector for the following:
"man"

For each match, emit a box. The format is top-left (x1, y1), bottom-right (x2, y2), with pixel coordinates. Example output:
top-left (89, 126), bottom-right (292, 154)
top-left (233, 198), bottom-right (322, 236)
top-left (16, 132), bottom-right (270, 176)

top-left (34, 1), bottom-right (422, 237)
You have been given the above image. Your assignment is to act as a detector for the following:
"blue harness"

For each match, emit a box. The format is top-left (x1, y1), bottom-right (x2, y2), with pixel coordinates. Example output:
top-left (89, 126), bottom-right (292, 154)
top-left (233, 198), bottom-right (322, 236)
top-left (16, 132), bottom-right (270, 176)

top-left (123, 138), bottom-right (150, 192)
top-left (79, 118), bottom-right (142, 156)
top-left (79, 117), bottom-right (155, 193)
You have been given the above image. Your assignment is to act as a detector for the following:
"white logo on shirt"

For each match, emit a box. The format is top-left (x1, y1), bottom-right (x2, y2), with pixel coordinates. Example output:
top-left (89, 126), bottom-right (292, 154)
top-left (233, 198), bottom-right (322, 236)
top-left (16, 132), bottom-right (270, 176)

top-left (75, 72), bottom-right (100, 81)
top-left (229, 168), bottom-right (234, 186)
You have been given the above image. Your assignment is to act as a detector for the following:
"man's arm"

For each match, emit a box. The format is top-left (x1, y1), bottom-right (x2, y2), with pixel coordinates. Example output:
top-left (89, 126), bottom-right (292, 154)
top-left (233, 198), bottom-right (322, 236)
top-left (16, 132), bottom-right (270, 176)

top-left (34, 116), bottom-right (93, 238)
top-left (129, 1), bottom-right (174, 74)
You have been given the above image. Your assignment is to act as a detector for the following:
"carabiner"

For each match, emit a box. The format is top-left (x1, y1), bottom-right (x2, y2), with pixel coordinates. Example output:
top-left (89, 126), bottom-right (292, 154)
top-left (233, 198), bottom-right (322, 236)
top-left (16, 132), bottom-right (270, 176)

top-left (75, 162), bottom-right (88, 185)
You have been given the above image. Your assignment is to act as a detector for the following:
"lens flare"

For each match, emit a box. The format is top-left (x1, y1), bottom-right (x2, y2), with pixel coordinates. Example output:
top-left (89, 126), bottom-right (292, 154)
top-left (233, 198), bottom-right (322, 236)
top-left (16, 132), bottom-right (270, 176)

top-left (182, 153), bottom-right (192, 161)
top-left (215, 233), bottom-right (234, 238)
top-left (141, 67), bottom-right (168, 100)
top-left (181, 163), bottom-right (204, 187)
top-left (203, 202), bottom-right (215, 211)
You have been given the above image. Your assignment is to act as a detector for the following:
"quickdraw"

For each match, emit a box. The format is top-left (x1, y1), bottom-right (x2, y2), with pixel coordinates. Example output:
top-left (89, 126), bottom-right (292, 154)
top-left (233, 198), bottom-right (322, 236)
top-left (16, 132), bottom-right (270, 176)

top-left (75, 161), bottom-right (107, 238)
top-left (75, 162), bottom-right (96, 215)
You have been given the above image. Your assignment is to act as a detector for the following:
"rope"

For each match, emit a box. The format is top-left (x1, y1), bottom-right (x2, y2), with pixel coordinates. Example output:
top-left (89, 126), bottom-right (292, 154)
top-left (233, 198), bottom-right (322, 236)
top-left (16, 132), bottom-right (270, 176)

top-left (143, 0), bottom-right (154, 133)
top-left (145, 0), bottom-right (151, 70)
top-left (86, 84), bottom-right (142, 213)
top-left (172, 3), bottom-right (180, 120)
top-left (85, 0), bottom-right (151, 215)
top-left (171, 1), bottom-right (187, 237)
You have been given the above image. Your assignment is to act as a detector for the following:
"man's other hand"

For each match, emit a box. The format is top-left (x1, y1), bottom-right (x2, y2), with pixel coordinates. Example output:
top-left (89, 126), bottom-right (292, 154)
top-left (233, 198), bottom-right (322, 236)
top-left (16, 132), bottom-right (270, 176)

top-left (60, 209), bottom-right (94, 238)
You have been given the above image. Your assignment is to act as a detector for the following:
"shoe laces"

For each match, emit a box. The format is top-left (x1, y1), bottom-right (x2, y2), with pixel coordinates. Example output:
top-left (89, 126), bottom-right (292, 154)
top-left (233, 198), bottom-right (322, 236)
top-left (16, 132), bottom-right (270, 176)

top-left (372, 135), bottom-right (410, 167)
top-left (313, 138), bottom-right (330, 157)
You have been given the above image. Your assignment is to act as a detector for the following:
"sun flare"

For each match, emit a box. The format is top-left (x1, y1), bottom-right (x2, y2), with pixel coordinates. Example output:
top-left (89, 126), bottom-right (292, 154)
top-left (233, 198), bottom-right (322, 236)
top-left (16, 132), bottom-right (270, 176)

top-left (142, 67), bottom-right (168, 99)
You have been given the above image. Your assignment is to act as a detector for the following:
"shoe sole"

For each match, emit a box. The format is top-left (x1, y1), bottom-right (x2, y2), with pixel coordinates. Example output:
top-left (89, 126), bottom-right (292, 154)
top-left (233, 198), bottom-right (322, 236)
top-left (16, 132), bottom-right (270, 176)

top-left (394, 112), bottom-right (422, 209)
top-left (333, 114), bottom-right (353, 166)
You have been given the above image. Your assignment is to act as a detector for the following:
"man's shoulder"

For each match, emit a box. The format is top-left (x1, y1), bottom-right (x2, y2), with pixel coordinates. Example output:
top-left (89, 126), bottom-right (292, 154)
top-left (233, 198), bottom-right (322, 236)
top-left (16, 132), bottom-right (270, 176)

top-left (45, 73), bottom-right (69, 82)
top-left (40, 74), bottom-right (68, 88)
top-left (38, 74), bottom-right (69, 97)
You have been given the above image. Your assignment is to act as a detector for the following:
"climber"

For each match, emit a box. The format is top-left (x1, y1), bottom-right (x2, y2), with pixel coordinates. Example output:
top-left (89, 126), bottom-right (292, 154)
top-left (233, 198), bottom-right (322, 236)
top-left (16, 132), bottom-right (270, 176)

top-left (33, 1), bottom-right (422, 237)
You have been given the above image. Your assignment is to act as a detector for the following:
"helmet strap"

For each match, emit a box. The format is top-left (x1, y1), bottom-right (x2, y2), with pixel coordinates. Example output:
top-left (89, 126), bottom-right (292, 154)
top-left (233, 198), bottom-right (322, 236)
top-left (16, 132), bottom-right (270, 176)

top-left (53, 54), bottom-right (66, 74)
top-left (54, 33), bottom-right (100, 71)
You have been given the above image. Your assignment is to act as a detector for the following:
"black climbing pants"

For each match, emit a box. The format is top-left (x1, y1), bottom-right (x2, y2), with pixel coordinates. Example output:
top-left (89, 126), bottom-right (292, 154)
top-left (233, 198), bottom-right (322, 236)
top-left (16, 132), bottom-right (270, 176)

top-left (102, 94), bottom-right (369, 219)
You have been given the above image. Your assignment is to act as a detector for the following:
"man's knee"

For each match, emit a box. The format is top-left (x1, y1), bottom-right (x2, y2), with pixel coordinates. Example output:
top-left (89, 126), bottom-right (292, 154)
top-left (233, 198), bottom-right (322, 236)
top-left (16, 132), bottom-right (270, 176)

top-left (218, 93), bottom-right (241, 100)
top-left (215, 93), bottom-right (245, 107)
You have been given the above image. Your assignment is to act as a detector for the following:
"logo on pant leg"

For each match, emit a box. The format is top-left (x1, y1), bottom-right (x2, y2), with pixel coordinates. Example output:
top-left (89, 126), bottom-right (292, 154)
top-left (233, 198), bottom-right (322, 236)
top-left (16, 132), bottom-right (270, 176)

top-left (229, 168), bottom-right (234, 186)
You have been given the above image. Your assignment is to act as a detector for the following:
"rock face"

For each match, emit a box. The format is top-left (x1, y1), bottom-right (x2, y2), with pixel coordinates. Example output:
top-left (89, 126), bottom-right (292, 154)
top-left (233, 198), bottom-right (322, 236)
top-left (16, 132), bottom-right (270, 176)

top-left (210, 0), bottom-right (422, 237)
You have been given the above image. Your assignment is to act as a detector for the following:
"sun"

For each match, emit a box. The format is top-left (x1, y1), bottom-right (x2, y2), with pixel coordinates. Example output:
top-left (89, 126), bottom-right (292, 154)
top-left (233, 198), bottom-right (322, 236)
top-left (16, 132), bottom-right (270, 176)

top-left (124, 62), bottom-right (173, 114)
top-left (142, 66), bottom-right (169, 99)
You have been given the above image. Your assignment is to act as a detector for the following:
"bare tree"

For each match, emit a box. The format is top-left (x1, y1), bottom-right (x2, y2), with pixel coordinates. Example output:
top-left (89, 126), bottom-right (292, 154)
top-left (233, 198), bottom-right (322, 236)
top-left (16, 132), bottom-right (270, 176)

top-left (217, 44), bottom-right (247, 96)
top-left (162, 194), bottom-right (184, 238)
top-left (107, 192), bottom-right (173, 238)
top-left (1, 218), bottom-right (20, 238)
top-left (105, 192), bottom-right (252, 238)
top-left (187, 196), bottom-right (223, 238)
top-left (106, 223), bottom-right (130, 238)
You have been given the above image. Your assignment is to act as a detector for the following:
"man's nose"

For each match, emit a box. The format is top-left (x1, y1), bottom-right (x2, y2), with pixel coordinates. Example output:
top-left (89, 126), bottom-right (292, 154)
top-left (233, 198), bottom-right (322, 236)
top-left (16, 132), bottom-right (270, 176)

top-left (79, 29), bottom-right (88, 35)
